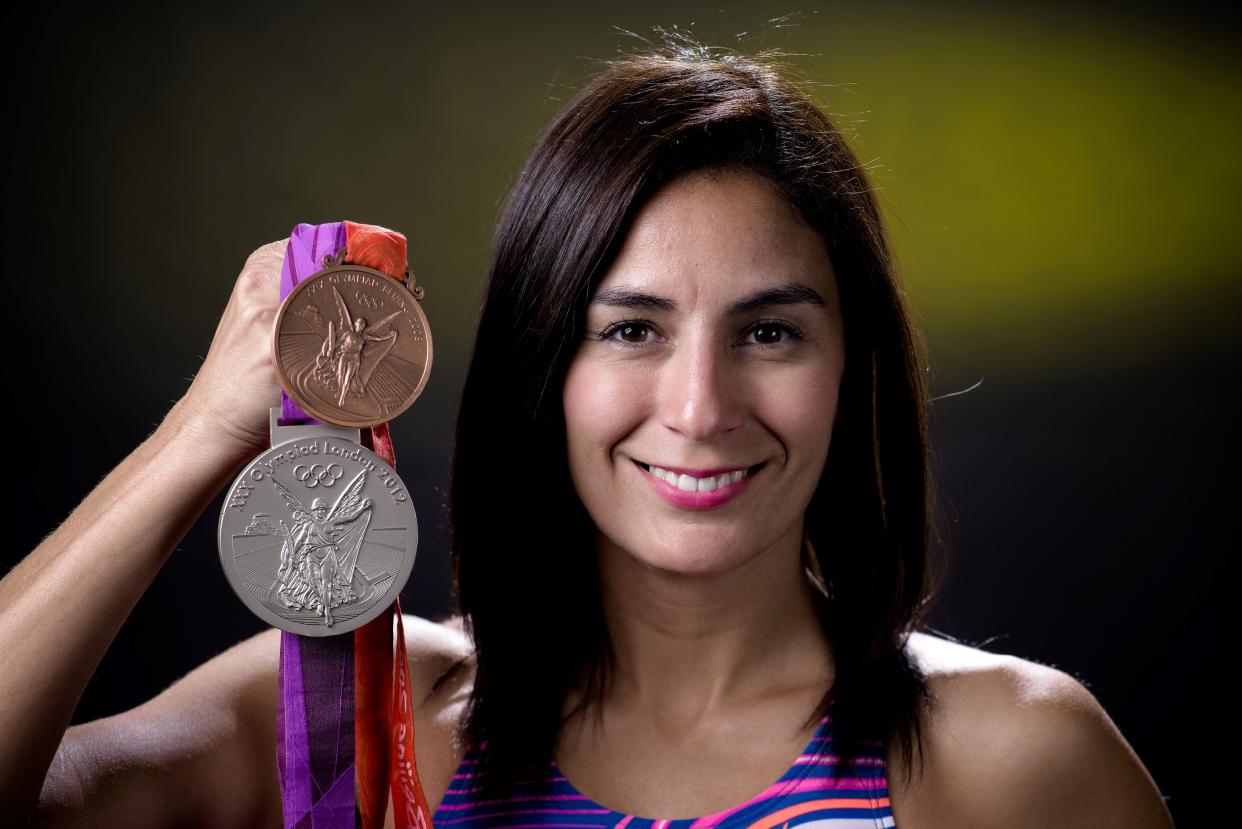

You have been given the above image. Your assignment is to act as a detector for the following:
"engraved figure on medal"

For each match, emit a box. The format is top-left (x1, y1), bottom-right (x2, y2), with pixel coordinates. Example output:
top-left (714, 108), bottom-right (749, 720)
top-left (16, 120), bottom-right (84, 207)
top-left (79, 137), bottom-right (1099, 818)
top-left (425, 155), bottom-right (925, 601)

top-left (308, 286), bottom-right (401, 407)
top-left (218, 435), bottom-right (417, 635)
top-left (270, 469), bottom-right (372, 626)
top-left (273, 252), bottom-right (433, 428)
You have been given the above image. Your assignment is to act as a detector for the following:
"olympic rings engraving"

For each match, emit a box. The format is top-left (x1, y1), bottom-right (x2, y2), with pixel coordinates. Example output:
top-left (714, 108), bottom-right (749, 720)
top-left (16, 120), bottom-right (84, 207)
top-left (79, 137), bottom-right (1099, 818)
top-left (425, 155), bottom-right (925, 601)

top-left (293, 463), bottom-right (345, 488)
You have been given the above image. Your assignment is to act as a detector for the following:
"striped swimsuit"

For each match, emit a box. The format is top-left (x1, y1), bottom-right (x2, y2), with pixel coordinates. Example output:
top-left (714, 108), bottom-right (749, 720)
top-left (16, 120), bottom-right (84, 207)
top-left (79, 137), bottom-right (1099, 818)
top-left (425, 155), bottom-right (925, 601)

top-left (432, 701), bottom-right (897, 829)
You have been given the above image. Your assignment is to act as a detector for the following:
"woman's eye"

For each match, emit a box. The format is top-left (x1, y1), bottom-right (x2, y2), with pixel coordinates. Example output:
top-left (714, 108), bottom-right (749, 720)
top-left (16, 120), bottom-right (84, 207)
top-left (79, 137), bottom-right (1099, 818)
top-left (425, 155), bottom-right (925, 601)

top-left (745, 320), bottom-right (805, 348)
top-left (598, 321), bottom-right (655, 346)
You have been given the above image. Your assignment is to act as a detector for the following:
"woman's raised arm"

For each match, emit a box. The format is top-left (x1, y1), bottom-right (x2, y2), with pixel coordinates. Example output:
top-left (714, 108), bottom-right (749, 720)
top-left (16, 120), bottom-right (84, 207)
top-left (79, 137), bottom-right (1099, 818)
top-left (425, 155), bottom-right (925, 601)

top-left (0, 240), bottom-right (292, 825)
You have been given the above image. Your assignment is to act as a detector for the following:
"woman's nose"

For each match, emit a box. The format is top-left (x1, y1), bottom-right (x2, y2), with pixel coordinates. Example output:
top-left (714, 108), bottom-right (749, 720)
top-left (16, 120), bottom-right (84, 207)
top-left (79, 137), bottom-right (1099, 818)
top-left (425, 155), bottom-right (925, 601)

top-left (657, 328), bottom-right (745, 441)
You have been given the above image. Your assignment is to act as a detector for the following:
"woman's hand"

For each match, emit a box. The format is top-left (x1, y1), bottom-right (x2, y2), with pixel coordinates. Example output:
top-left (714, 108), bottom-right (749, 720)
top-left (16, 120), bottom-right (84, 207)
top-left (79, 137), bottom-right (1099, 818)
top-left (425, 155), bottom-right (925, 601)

top-left (176, 239), bottom-right (289, 459)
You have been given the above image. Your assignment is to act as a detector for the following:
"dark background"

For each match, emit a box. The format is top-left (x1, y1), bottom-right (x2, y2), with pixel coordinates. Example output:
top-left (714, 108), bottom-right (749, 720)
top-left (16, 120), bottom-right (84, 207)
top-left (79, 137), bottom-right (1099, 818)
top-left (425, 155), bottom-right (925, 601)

top-left (7, 2), bottom-right (1237, 825)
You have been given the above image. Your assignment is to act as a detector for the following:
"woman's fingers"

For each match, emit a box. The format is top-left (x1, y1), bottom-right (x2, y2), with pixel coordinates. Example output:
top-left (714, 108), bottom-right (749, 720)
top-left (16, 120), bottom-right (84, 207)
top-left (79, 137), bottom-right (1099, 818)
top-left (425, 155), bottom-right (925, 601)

top-left (178, 239), bottom-right (290, 457)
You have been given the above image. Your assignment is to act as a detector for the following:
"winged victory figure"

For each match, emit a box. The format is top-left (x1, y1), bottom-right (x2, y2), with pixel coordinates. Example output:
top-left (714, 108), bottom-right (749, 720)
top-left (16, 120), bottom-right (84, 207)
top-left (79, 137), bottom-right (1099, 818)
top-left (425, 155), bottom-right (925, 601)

top-left (314, 286), bottom-right (400, 405)
top-left (283, 285), bottom-right (425, 418)
top-left (271, 469), bottom-right (374, 626)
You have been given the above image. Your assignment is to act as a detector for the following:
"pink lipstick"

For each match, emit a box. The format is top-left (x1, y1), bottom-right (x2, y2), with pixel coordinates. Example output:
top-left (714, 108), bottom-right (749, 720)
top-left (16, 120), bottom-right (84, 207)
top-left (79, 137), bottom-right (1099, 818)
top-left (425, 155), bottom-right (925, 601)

top-left (633, 459), bottom-right (765, 511)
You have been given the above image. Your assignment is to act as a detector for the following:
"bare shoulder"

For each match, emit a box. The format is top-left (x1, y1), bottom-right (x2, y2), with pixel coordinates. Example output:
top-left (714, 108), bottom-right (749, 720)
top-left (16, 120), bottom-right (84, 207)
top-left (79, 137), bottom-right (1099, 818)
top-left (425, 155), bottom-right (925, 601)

top-left (402, 613), bottom-right (477, 815)
top-left (892, 631), bottom-right (1174, 828)
top-left (402, 612), bottom-right (474, 696)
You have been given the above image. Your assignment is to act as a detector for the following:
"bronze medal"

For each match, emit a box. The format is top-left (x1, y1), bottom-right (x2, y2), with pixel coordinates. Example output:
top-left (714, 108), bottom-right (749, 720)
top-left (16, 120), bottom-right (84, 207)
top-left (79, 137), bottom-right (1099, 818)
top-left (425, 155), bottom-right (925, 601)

top-left (272, 250), bottom-right (432, 427)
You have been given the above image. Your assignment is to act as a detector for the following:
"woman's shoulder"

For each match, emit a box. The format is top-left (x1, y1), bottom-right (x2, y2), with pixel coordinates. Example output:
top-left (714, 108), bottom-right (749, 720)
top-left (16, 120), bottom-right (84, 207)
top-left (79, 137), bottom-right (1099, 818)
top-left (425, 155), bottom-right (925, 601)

top-left (901, 629), bottom-right (1086, 768)
top-left (905, 628), bottom-right (1104, 738)
top-left (402, 613), bottom-right (478, 814)
top-left (903, 628), bottom-right (1067, 714)
top-left (893, 630), bottom-right (1172, 827)
top-left (195, 614), bottom-right (476, 766)
top-left (401, 612), bottom-right (475, 695)
top-left (223, 612), bottom-right (474, 714)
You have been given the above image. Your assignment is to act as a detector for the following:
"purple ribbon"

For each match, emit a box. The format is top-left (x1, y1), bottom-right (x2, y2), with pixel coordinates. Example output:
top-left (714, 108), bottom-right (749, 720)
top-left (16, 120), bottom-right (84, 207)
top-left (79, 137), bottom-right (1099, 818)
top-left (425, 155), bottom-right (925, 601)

top-left (278, 221), bottom-right (347, 425)
top-left (275, 221), bottom-right (357, 828)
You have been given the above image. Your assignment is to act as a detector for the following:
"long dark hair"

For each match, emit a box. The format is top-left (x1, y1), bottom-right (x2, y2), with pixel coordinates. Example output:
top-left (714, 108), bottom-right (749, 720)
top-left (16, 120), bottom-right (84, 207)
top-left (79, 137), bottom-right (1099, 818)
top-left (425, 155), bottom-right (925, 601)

top-left (447, 36), bottom-right (946, 801)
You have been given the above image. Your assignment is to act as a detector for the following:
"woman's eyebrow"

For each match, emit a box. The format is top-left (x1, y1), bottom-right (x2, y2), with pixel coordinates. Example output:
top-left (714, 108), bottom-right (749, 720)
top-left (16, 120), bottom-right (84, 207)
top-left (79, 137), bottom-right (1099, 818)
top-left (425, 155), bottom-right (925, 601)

top-left (588, 282), bottom-right (826, 314)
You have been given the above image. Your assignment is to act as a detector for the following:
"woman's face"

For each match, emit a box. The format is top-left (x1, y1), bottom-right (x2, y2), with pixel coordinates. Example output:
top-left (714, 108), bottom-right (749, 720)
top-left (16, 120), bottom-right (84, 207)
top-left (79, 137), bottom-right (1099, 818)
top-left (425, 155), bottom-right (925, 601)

top-left (562, 167), bottom-right (846, 577)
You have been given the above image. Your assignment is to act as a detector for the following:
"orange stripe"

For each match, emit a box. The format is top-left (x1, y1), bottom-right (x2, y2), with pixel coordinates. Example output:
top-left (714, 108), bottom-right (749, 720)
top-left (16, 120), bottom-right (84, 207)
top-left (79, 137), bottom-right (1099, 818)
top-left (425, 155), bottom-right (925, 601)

top-left (743, 798), bottom-right (882, 829)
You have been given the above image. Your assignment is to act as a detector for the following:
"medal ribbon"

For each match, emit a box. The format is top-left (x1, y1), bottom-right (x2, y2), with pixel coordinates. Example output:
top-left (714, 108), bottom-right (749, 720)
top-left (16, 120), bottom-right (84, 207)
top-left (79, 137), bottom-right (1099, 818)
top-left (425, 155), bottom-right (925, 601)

top-left (275, 221), bottom-right (433, 829)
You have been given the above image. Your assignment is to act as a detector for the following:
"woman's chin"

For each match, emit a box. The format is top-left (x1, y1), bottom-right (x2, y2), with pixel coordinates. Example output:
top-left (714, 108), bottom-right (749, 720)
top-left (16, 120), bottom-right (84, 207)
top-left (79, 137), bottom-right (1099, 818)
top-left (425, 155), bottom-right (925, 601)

top-left (621, 543), bottom-right (753, 578)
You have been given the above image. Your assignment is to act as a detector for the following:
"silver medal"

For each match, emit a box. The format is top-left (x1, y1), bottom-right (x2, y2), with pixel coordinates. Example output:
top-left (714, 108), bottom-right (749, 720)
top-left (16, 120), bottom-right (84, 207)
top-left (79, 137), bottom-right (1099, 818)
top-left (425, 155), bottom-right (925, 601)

top-left (217, 409), bottom-right (418, 635)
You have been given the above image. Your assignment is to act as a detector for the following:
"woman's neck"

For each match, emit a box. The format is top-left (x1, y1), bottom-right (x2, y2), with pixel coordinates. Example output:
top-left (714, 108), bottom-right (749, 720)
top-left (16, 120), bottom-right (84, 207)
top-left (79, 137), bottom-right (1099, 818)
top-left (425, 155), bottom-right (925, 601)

top-left (593, 520), bottom-right (834, 728)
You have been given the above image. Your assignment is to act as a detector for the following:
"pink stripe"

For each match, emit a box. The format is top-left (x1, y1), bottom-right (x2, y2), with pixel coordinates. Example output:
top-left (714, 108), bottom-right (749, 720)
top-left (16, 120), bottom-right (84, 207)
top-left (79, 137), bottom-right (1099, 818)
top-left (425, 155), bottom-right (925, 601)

top-left (798, 753), bottom-right (887, 766)
top-left (434, 809), bottom-right (613, 825)
top-left (437, 793), bottom-right (598, 810)
top-left (482, 808), bottom-right (611, 815)
top-left (783, 775), bottom-right (885, 794)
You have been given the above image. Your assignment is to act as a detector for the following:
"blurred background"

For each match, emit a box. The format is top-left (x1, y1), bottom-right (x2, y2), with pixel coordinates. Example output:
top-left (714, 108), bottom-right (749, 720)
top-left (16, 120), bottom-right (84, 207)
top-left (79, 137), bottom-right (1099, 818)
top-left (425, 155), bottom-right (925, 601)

top-left (7, 1), bottom-right (1236, 824)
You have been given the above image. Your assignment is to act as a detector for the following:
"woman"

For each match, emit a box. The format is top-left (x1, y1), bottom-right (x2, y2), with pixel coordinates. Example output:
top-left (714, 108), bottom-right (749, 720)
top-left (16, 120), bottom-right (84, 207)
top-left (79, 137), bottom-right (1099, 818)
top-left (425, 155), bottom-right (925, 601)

top-left (3, 42), bottom-right (1172, 828)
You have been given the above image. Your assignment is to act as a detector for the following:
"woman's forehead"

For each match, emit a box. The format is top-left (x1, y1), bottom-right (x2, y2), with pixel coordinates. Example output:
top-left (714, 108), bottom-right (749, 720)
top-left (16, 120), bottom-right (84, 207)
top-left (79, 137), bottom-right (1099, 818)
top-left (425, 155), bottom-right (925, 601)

top-left (598, 169), bottom-right (835, 302)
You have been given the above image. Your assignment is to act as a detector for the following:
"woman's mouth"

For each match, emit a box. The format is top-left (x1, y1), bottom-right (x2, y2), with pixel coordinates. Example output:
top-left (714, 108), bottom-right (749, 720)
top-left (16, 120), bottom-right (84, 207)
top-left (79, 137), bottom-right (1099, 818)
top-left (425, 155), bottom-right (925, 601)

top-left (632, 459), bottom-right (766, 510)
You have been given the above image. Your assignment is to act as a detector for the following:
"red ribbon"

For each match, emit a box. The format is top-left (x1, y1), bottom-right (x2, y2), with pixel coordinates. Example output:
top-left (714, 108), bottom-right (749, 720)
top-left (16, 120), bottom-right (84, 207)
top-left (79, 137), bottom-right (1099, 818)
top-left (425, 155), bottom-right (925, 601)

top-left (348, 222), bottom-right (434, 829)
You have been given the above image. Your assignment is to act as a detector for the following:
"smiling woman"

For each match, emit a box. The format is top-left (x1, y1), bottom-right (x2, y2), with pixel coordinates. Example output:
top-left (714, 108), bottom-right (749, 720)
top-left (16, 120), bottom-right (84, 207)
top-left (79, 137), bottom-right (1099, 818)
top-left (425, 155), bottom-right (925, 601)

top-left (448, 41), bottom-right (935, 824)
top-left (440, 36), bottom-right (1174, 829)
